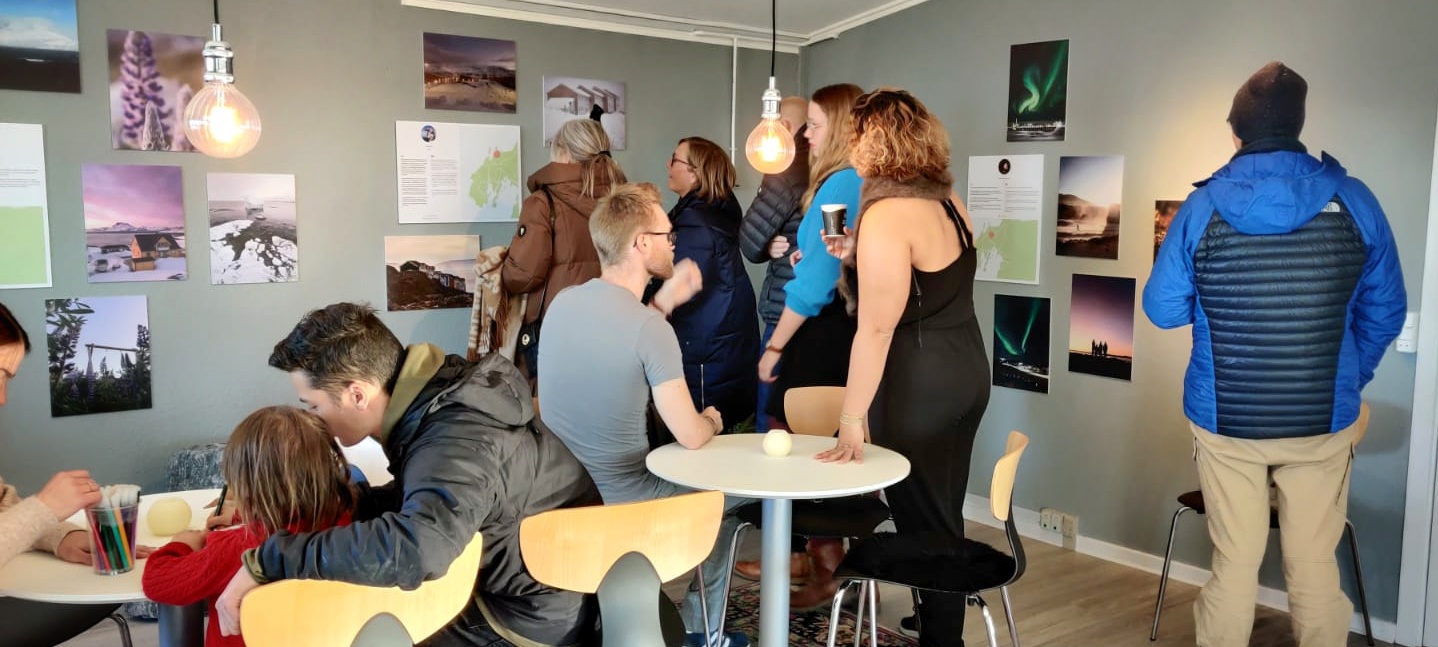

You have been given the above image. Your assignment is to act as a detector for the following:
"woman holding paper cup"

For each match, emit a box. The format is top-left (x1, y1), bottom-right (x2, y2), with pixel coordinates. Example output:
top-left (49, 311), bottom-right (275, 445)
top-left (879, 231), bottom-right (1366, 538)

top-left (744, 83), bottom-right (864, 609)
top-left (816, 88), bottom-right (990, 645)
top-left (0, 301), bottom-right (153, 643)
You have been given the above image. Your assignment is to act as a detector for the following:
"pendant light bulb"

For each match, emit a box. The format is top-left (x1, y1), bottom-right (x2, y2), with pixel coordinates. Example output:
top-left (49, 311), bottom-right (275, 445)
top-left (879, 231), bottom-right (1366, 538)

top-left (745, 77), bottom-right (796, 175)
top-left (183, 23), bottom-right (261, 158)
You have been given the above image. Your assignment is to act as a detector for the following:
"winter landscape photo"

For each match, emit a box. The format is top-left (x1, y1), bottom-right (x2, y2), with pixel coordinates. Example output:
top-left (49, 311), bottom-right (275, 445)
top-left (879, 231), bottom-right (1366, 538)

top-left (83, 163), bottom-right (186, 282)
top-left (993, 294), bottom-right (1051, 394)
top-left (385, 235), bottom-right (481, 311)
top-left (208, 173), bottom-right (298, 285)
top-left (1007, 39), bottom-right (1068, 142)
top-left (1068, 274), bottom-right (1136, 381)
top-left (107, 29), bottom-right (203, 152)
top-left (1056, 155), bottom-right (1124, 259)
top-left (423, 33), bottom-right (517, 113)
top-left (542, 75), bottom-right (626, 150)
top-left (46, 296), bottom-right (153, 417)
top-left (0, 0), bottom-right (81, 93)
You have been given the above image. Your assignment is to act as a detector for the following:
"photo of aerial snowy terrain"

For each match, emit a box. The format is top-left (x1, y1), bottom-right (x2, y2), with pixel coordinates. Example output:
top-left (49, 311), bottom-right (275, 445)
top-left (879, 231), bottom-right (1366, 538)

top-left (207, 173), bottom-right (297, 284)
top-left (541, 75), bottom-right (626, 150)
top-left (82, 163), bottom-right (186, 282)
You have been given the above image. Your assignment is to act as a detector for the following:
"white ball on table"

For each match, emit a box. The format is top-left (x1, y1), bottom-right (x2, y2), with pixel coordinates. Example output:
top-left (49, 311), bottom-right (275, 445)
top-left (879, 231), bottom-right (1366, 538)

top-left (762, 429), bottom-right (793, 457)
top-left (146, 497), bottom-right (193, 536)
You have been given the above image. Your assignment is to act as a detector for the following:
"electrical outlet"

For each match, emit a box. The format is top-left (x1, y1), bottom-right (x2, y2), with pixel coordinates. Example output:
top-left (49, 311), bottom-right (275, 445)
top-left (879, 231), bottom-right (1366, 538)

top-left (1061, 513), bottom-right (1079, 538)
top-left (1039, 507), bottom-right (1066, 533)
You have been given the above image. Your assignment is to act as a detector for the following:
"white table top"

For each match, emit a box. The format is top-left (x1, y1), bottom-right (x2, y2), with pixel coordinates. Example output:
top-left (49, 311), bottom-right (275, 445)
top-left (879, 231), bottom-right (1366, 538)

top-left (0, 488), bottom-right (221, 604)
top-left (646, 434), bottom-right (910, 499)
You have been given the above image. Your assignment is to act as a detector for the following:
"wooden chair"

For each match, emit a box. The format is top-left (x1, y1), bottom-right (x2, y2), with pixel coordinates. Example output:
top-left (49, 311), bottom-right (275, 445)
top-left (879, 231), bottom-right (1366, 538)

top-left (1151, 403), bottom-right (1374, 645)
top-left (520, 490), bottom-right (725, 647)
top-left (830, 430), bottom-right (1030, 647)
top-left (239, 532), bottom-right (483, 647)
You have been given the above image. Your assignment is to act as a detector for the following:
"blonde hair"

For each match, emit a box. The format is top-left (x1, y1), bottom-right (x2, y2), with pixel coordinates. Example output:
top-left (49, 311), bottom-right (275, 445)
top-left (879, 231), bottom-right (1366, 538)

top-left (223, 406), bottom-right (355, 536)
top-left (590, 183), bottom-right (663, 267)
top-left (802, 83), bottom-right (866, 210)
top-left (676, 137), bottom-right (736, 203)
top-left (850, 87), bottom-right (952, 184)
top-left (550, 119), bottom-right (627, 198)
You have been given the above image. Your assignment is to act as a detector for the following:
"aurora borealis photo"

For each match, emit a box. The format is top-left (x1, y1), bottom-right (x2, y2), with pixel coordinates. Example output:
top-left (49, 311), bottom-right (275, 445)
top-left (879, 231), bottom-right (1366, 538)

top-left (1007, 39), bottom-right (1069, 142)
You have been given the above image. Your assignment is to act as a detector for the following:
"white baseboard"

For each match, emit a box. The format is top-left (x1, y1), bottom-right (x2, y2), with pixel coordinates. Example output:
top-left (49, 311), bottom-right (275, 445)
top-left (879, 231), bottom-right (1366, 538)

top-left (961, 494), bottom-right (1397, 644)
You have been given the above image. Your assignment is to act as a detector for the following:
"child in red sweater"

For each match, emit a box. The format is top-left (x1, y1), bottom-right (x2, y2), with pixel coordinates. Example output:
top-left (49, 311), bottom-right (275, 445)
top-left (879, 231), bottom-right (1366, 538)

top-left (143, 406), bottom-right (355, 647)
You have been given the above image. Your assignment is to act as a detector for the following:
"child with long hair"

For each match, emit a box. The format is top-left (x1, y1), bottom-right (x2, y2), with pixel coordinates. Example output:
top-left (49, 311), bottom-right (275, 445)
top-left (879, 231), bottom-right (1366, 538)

top-left (143, 406), bottom-right (355, 647)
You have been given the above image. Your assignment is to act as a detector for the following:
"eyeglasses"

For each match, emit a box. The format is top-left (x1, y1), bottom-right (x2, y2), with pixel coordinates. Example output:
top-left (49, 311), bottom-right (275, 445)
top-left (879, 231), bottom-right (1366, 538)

top-left (641, 230), bottom-right (677, 246)
top-left (667, 155), bottom-right (693, 169)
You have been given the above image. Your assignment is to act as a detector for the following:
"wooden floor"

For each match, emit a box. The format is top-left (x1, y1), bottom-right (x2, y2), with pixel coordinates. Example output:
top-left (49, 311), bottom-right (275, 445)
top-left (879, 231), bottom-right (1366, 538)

top-left (60, 522), bottom-right (1389, 646)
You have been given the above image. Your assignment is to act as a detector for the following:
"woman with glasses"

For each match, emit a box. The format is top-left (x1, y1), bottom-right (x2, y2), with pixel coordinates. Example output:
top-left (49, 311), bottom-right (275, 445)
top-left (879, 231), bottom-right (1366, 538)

top-left (662, 137), bottom-right (759, 440)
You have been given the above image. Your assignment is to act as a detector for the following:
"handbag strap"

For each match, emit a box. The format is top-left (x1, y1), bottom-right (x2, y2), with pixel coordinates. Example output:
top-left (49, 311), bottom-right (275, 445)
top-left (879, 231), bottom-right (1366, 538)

top-left (531, 187), bottom-right (558, 321)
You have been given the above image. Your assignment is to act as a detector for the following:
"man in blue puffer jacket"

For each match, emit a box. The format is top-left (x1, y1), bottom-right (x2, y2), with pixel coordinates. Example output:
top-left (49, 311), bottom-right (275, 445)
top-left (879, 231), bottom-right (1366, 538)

top-left (1143, 62), bottom-right (1406, 647)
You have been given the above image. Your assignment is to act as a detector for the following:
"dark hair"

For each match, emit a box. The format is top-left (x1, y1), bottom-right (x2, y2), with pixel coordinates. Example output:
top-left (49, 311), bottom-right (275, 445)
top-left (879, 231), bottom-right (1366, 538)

top-left (0, 302), bottom-right (29, 353)
top-left (268, 303), bottom-right (404, 394)
top-left (676, 137), bottom-right (736, 203)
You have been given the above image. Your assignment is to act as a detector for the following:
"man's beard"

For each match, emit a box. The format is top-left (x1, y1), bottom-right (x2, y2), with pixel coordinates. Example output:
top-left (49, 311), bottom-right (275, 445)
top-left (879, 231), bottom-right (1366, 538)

top-left (647, 254), bottom-right (674, 280)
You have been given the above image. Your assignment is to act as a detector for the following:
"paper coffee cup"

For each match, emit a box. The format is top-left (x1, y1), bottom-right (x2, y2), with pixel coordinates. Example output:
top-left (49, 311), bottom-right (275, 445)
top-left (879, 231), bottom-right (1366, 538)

top-left (820, 204), bottom-right (847, 237)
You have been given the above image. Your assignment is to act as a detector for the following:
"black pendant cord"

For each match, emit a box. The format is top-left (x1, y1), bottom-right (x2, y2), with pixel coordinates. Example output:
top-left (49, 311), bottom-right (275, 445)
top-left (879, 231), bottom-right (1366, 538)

top-left (213, 0), bottom-right (220, 24)
top-left (770, 0), bottom-right (776, 76)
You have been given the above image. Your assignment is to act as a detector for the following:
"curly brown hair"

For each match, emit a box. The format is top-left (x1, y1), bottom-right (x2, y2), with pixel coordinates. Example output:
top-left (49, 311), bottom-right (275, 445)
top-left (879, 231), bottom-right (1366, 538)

top-left (850, 87), bottom-right (952, 184)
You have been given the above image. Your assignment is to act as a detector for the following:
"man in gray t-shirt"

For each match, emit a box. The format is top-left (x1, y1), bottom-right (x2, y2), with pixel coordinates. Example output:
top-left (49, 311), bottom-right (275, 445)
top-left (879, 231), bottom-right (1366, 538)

top-left (538, 183), bottom-right (749, 647)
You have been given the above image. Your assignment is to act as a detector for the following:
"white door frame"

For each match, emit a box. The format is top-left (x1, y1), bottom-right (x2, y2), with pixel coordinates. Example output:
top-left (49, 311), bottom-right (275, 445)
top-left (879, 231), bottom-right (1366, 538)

top-left (1394, 109), bottom-right (1438, 646)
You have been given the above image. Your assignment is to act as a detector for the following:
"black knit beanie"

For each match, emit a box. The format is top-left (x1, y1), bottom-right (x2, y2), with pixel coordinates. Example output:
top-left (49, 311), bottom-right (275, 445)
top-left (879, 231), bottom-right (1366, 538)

top-left (1227, 62), bottom-right (1307, 143)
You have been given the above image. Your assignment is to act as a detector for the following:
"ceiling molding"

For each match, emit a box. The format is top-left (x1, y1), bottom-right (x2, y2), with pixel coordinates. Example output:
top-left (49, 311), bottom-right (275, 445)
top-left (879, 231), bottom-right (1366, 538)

top-left (402, 0), bottom-right (935, 53)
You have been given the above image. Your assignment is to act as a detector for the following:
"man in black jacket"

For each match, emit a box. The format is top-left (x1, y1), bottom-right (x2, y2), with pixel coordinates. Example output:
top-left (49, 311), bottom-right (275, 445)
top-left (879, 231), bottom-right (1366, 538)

top-left (216, 302), bottom-right (602, 647)
top-left (738, 95), bottom-right (809, 434)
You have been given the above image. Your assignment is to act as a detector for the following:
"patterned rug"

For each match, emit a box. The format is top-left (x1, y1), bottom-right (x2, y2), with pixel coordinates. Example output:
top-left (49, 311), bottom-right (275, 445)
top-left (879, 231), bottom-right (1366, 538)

top-left (722, 582), bottom-right (918, 646)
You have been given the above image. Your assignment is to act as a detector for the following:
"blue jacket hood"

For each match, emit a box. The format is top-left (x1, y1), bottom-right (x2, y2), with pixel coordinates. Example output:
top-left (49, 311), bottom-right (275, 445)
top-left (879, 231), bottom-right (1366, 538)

top-left (1197, 151), bottom-right (1348, 235)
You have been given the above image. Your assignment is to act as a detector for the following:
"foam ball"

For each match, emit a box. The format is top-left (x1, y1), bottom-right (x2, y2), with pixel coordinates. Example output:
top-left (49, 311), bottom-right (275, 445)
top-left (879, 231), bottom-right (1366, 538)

top-left (146, 497), bottom-right (192, 536)
top-left (763, 429), bottom-right (792, 457)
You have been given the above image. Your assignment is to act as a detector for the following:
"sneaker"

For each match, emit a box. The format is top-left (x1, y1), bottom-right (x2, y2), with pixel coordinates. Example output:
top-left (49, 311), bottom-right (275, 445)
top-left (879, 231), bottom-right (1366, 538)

top-left (684, 632), bottom-right (752, 647)
top-left (898, 614), bottom-right (919, 638)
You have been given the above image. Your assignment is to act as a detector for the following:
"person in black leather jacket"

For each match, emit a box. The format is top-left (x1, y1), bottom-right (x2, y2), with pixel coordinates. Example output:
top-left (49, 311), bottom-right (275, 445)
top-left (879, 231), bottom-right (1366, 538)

top-left (215, 302), bottom-right (602, 647)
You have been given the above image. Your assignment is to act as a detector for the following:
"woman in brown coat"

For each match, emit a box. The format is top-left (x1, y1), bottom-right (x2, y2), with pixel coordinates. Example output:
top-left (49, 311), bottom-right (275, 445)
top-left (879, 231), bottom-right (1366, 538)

top-left (502, 119), bottom-right (626, 381)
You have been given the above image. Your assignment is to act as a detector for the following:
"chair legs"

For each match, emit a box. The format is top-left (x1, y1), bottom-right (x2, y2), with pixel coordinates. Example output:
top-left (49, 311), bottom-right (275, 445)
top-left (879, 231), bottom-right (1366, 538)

top-left (715, 521), bottom-right (753, 642)
top-left (695, 564), bottom-right (713, 647)
top-left (1149, 506), bottom-right (1375, 647)
top-left (1000, 585), bottom-right (1021, 647)
top-left (1345, 520), bottom-right (1375, 646)
top-left (970, 594), bottom-right (1000, 647)
top-left (826, 580), bottom-right (862, 647)
top-left (1150, 505), bottom-right (1193, 641)
top-left (109, 613), bottom-right (133, 647)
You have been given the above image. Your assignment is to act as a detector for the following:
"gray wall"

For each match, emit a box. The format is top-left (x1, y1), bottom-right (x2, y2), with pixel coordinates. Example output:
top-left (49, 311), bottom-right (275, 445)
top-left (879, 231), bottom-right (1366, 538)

top-left (802, 0), bottom-right (1437, 622)
top-left (0, 0), bottom-right (796, 494)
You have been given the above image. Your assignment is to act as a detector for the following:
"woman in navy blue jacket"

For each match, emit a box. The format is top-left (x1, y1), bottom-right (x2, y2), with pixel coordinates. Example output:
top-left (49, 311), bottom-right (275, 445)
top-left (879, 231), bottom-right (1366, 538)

top-left (663, 137), bottom-right (760, 432)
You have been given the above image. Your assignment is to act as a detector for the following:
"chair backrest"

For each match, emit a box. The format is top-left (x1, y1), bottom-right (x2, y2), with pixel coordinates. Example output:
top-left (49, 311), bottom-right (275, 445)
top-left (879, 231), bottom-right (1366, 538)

top-left (239, 532), bottom-right (483, 647)
top-left (784, 386), bottom-right (845, 437)
top-left (520, 490), bottom-right (724, 592)
top-left (988, 431), bottom-right (1029, 523)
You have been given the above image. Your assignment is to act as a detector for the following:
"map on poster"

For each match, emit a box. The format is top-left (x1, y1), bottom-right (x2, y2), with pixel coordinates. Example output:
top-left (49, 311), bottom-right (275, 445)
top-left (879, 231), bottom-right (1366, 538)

top-left (395, 121), bottom-right (521, 223)
top-left (967, 154), bottom-right (1043, 284)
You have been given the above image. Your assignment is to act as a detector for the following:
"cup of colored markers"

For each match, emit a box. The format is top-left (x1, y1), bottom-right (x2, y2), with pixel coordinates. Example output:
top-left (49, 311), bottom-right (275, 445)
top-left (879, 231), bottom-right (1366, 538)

top-left (86, 485), bottom-right (140, 576)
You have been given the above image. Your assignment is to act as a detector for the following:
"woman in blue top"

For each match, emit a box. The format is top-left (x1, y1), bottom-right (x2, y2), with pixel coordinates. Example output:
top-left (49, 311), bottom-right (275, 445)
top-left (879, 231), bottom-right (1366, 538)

top-left (748, 83), bottom-right (864, 609)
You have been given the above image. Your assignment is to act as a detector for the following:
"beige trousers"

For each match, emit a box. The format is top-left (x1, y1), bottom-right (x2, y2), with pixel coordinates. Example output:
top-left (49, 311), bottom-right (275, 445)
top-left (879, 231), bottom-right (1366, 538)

top-left (1190, 420), bottom-right (1359, 647)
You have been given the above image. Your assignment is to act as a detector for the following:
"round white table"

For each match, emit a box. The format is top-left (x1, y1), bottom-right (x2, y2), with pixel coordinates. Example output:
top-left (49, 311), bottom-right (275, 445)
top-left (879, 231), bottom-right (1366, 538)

top-left (647, 434), bottom-right (910, 647)
top-left (0, 488), bottom-right (220, 647)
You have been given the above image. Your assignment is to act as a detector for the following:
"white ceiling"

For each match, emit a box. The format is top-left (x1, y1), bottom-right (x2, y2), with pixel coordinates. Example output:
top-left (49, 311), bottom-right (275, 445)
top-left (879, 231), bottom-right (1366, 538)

top-left (400, 0), bottom-right (931, 52)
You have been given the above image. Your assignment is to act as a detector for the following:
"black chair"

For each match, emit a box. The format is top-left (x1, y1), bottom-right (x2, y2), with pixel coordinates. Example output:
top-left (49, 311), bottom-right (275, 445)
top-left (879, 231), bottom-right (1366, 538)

top-left (0, 598), bottom-right (132, 647)
top-left (718, 387), bottom-right (891, 625)
top-left (1150, 489), bottom-right (1374, 645)
top-left (829, 431), bottom-right (1030, 647)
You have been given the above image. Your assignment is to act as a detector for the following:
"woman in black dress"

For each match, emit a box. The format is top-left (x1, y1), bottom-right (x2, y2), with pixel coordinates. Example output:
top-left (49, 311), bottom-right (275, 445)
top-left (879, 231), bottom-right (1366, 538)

top-left (818, 88), bottom-right (990, 646)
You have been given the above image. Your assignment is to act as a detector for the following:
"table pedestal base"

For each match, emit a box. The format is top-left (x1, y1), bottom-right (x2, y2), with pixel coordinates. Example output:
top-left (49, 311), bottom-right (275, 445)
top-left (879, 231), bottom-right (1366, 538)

top-left (758, 498), bottom-right (792, 647)
top-left (158, 601), bottom-right (204, 647)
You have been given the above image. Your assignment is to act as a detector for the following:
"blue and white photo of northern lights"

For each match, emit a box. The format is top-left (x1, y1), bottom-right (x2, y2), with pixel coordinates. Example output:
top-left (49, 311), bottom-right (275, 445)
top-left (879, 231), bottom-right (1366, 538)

top-left (1007, 39), bottom-right (1068, 142)
top-left (993, 294), bottom-right (1051, 394)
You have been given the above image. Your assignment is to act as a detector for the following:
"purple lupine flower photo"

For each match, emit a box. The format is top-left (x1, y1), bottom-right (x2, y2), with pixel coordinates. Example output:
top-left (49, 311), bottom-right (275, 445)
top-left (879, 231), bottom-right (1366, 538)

top-left (106, 29), bottom-right (202, 152)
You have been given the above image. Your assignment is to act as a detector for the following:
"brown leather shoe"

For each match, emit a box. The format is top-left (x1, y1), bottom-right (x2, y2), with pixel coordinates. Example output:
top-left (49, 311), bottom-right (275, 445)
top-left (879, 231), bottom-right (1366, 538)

top-left (734, 553), bottom-right (811, 582)
top-left (790, 538), bottom-right (845, 611)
